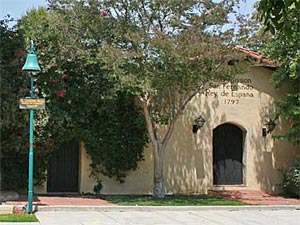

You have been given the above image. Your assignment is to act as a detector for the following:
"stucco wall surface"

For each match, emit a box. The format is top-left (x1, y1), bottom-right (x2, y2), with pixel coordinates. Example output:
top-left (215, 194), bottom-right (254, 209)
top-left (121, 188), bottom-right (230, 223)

top-left (37, 66), bottom-right (297, 195)
top-left (163, 66), bottom-right (297, 194)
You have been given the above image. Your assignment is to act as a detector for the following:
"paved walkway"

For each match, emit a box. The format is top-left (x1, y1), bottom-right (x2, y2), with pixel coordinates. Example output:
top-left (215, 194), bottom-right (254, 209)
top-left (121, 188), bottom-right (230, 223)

top-left (3, 191), bottom-right (300, 207)
top-left (4, 195), bottom-right (115, 206)
top-left (209, 190), bottom-right (300, 205)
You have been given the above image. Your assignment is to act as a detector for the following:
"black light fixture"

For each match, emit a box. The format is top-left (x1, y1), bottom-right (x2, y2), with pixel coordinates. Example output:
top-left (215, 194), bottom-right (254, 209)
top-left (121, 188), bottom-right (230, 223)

top-left (227, 59), bottom-right (240, 66)
top-left (192, 115), bottom-right (206, 133)
top-left (262, 119), bottom-right (277, 137)
top-left (266, 119), bottom-right (276, 133)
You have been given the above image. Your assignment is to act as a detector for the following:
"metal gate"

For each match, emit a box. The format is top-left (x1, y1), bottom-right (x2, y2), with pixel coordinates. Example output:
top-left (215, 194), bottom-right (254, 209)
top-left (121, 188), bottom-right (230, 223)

top-left (47, 140), bottom-right (79, 192)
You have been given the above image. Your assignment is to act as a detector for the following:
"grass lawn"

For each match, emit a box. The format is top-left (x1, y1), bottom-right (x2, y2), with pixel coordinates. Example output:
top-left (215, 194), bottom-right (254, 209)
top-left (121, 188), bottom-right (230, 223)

top-left (0, 214), bottom-right (38, 222)
top-left (105, 195), bottom-right (247, 206)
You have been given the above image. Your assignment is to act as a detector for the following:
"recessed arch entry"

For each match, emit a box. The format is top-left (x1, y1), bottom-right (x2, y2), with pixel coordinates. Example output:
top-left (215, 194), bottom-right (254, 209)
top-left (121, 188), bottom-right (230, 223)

top-left (213, 123), bottom-right (245, 185)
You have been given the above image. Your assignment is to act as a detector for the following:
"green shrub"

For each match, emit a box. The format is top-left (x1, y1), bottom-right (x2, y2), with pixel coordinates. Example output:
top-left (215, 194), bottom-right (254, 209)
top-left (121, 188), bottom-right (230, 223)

top-left (93, 180), bottom-right (103, 193)
top-left (280, 154), bottom-right (300, 198)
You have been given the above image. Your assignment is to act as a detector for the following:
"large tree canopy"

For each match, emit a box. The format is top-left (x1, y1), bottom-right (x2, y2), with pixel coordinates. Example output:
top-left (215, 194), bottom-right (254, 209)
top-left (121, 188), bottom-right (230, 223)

top-left (3, 0), bottom-right (244, 195)
top-left (0, 19), bottom-right (30, 190)
top-left (19, 7), bottom-right (149, 183)
top-left (1, 6), bottom-right (149, 191)
top-left (258, 0), bottom-right (300, 36)
top-left (258, 0), bottom-right (300, 146)
top-left (48, 0), bottom-right (241, 197)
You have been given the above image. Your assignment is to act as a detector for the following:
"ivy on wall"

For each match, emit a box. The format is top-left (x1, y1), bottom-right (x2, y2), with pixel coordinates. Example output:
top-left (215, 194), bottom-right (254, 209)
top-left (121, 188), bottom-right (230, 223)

top-left (0, 17), bottom-right (149, 191)
top-left (84, 91), bottom-right (149, 183)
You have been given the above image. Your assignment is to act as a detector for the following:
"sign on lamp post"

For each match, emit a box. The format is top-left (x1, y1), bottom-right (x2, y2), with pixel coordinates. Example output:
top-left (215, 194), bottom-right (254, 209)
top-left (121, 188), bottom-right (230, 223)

top-left (21, 40), bottom-right (43, 214)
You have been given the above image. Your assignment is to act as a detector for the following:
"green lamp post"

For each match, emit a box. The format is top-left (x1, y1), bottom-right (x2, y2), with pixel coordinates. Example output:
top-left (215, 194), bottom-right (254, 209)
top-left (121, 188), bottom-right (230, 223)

top-left (22, 40), bottom-right (41, 214)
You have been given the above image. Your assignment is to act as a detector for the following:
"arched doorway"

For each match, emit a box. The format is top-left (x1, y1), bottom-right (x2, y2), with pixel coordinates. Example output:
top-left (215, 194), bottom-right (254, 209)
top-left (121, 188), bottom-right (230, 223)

top-left (213, 123), bottom-right (244, 185)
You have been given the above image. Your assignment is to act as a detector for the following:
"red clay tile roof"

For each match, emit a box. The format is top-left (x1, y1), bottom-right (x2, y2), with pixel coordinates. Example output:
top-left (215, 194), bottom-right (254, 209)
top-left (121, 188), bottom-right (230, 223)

top-left (237, 47), bottom-right (278, 67)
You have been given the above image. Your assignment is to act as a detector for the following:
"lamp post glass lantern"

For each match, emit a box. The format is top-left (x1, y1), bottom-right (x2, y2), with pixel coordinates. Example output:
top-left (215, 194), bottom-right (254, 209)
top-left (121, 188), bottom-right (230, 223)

top-left (22, 40), bottom-right (41, 214)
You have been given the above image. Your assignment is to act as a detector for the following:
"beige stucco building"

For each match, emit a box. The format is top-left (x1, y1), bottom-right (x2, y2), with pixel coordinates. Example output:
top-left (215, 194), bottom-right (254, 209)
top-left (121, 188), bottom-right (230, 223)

top-left (36, 59), bottom-right (298, 196)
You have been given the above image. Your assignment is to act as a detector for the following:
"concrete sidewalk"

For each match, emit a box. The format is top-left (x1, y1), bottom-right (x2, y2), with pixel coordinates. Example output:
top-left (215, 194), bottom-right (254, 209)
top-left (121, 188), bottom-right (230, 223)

top-left (1, 206), bottom-right (300, 225)
top-left (35, 208), bottom-right (300, 225)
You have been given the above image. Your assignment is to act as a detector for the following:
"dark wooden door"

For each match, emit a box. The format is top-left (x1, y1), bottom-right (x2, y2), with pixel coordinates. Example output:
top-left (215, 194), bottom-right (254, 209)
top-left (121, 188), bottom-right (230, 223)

top-left (213, 123), bottom-right (243, 185)
top-left (47, 140), bottom-right (79, 192)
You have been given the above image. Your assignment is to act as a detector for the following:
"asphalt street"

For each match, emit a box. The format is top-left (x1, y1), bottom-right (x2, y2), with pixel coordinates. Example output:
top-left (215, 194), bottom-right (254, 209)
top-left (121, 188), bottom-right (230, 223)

top-left (29, 209), bottom-right (300, 225)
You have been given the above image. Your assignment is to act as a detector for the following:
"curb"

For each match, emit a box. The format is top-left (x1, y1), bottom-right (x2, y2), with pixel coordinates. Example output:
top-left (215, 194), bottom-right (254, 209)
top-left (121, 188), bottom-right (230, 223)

top-left (36, 205), bottom-right (300, 212)
top-left (0, 205), bottom-right (14, 214)
top-left (0, 223), bottom-right (39, 225)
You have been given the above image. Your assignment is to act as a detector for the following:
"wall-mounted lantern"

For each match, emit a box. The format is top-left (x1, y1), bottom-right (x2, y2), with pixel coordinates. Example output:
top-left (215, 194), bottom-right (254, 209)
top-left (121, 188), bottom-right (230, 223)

top-left (192, 115), bottom-right (206, 133)
top-left (262, 119), bottom-right (277, 137)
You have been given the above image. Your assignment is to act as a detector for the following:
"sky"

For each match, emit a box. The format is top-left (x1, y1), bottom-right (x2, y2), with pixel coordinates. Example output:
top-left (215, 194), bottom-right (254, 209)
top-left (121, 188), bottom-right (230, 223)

top-left (0, 0), bottom-right (258, 19)
top-left (0, 0), bottom-right (259, 27)
top-left (0, 0), bottom-right (48, 20)
top-left (239, 0), bottom-right (258, 15)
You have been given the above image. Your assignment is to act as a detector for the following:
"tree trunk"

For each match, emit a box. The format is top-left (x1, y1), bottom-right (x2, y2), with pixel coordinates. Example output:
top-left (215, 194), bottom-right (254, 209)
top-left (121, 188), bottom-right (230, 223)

top-left (153, 140), bottom-right (164, 198)
top-left (142, 99), bottom-right (166, 198)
